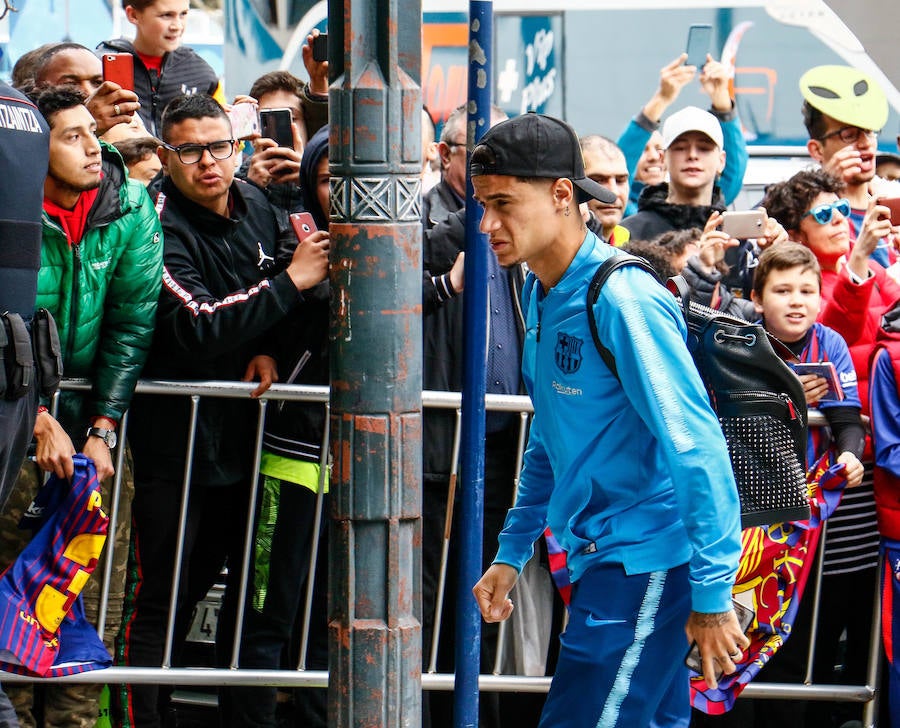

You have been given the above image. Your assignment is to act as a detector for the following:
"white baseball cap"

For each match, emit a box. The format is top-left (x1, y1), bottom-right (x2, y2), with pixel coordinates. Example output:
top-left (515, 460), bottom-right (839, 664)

top-left (662, 106), bottom-right (724, 150)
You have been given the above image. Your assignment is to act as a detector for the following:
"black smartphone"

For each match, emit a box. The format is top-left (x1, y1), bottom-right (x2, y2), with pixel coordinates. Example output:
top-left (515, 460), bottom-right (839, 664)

top-left (259, 108), bottom-right (294, 150)
top-left (685, 24), bottom-right (713, 68)
top-left (312, 33), bottom-right (328, 63)
top-left (684, 599), bottom-right (755, 675)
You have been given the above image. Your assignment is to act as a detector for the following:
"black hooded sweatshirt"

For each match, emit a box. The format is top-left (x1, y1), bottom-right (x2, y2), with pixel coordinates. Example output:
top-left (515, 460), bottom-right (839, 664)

top-left (620, 181), bottom-right (726, 241)
top-left (257, 126), bottom-right (331, 464)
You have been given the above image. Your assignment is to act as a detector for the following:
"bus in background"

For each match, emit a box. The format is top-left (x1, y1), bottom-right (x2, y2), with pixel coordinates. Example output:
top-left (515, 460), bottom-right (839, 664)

top-left (224, 0), bottom-right (900, 150)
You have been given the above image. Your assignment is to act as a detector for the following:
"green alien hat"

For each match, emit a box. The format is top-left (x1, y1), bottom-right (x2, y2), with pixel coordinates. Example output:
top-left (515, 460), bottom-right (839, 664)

top-left (800, 65), bottom-right (889, 132)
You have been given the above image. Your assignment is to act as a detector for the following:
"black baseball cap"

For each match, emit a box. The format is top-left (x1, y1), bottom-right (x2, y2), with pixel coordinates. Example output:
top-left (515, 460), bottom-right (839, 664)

top-left (470, 112), bottom-right (617, 205)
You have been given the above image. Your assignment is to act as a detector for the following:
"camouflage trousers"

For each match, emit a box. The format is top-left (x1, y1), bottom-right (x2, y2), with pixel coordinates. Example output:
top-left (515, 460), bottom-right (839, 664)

top-left (0, 448), bottom-right (134, 728)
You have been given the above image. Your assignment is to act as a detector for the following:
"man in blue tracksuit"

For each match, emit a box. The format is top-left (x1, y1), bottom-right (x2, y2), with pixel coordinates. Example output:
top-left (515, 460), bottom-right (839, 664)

top-left (470, 112), bottom-right (745, 728)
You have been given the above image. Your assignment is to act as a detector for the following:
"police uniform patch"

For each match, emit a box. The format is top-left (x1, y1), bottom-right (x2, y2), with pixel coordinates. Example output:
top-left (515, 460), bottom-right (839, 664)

top-left (555, 332), bottom-right (583, 374)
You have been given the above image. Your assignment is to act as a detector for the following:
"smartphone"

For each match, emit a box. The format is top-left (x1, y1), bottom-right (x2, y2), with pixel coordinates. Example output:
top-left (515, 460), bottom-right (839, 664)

top-left (312, 33), bottom-right (328, 63)
top-left (289, 212), bottom-right (318, 243)
top-left (684, 599), bottom-right (755, 675)
top-left (876, 197), bottom-right (900, 226)
top-left (789, 361), bottom-right (845, 402)
top-left (260, 108), bottom-right (295, 150)
top-left (226, 103), bottom-right (260, 140)
top-left (720, 209), bottom-right (765, 239)
top-left (685, 24), bottom-right (713, 68)
top-left (101, 53), bottom-right (134, 91)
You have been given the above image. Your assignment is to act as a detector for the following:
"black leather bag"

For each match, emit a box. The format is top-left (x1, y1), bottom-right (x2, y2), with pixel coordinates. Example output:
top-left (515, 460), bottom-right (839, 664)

top-left (587, 253), bottom-right (810, 528)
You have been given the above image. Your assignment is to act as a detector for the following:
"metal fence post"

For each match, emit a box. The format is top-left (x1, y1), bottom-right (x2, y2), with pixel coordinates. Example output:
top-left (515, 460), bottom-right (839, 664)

top-left (326, 0), bottom-right (424, 725)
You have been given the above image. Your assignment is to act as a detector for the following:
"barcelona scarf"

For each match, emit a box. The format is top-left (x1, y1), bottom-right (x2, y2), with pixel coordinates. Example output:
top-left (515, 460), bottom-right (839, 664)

top-left (689, 453), bottom-right (847, 713)
top-left (0, 454), bottom-right (111, 676)
top-left (543, 452), bottom-right (847, 713)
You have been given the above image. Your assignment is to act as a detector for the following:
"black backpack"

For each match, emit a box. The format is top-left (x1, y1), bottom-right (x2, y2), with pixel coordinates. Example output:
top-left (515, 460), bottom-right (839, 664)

top-left (587, 252), bottom-right (810, 528)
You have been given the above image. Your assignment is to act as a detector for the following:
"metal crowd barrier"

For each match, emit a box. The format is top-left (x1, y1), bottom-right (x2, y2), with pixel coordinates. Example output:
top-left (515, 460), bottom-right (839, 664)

top-left (0, 379), bottom-right (883, 725)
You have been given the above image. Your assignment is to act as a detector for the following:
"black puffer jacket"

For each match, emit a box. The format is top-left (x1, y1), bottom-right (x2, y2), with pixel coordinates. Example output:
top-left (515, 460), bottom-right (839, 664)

top-left (128, 177), bottom-right (301, 487)
top-left (620, 182), bottom-right (726, 241)
top-left (95, 39), bottom-right (220, 137)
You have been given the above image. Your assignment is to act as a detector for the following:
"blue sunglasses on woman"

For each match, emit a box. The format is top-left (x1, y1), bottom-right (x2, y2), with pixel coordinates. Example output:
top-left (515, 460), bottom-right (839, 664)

top-left (802, 197), bottom-right (851, 225)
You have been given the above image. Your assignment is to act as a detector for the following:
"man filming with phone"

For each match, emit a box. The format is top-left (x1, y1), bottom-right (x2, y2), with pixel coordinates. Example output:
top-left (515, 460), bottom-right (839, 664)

top-left (31, 42), bottom-right (142, 136)
top-left (229, 31), bottom-right (329, 230)
top-left (801, 64), bottom-right (898, 269)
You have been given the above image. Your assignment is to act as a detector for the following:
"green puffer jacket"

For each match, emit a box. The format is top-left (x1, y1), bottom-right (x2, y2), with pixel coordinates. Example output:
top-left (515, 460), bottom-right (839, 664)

top-left (37, 141), bottom-right (163, 432)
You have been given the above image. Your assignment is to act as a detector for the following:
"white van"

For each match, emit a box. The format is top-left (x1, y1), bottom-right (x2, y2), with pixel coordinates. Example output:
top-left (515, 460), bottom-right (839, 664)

top-left (224, 0), bottom-right (900, 150)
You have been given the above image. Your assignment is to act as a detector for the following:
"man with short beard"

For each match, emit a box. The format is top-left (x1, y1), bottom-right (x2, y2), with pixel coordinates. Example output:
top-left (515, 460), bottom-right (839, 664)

top-left (0, 86), bottom-right (163, 728)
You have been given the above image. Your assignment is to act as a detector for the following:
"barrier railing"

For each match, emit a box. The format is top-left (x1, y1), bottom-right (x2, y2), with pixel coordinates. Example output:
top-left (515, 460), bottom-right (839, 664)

top-left (0, 379), bottom-right (882, 724)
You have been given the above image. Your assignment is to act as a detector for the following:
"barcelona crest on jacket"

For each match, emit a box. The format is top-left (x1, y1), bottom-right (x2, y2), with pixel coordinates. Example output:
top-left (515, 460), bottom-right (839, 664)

top-left (554, 332), bottom-right (583, 374)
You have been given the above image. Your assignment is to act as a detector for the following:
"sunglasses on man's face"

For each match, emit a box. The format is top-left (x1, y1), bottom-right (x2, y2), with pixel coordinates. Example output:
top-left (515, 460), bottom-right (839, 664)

top-left (801, 198), bottom-right (851, 225)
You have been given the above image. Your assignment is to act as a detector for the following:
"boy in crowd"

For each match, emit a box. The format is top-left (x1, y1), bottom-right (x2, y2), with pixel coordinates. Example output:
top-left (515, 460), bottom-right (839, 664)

top-left (618, 53), bottom-right (747, 217)
top-left (751, 243), bottom-right (865, 490)
top-left (113, 136), bottom-right (162, 185)
top-left (97, 0), bottom-right (223, 137)
top-left (693, 242), bottom-right (865, 727)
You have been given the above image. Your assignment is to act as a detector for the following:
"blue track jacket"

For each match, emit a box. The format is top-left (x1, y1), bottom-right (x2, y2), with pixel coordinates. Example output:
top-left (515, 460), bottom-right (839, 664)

top-left (493, 232), bottom-right (741, 614)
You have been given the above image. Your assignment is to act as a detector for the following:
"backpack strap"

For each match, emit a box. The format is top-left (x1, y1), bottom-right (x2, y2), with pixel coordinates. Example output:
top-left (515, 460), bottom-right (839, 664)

top-left (586, 253), bottom-right (660, 381)
top-left (666, 274), bottom-right (693, 322)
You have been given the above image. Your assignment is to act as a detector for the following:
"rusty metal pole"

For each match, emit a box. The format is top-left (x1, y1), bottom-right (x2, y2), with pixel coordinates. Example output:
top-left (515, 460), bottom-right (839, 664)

top-left (326, 0), bottom-right (424, 726)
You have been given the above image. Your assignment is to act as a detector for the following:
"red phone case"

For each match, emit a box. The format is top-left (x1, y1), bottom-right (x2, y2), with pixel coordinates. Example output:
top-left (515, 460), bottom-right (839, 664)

top-left (876, 197), bottom-right (900, 226)
top-left (290, 212), bottom-right (318, 243)
top-left (102, 53), bottom-right (134, 91)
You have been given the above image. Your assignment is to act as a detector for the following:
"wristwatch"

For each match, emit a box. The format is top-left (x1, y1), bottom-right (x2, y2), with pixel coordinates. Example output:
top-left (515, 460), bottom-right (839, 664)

top-left (86, 426), bottom-right (117, 450)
